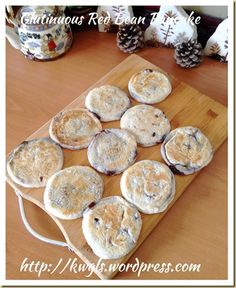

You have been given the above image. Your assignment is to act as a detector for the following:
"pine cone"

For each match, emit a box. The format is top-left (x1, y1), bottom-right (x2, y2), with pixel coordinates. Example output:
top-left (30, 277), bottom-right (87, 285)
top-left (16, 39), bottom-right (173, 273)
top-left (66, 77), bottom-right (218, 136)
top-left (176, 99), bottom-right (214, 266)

top-left (117, 23), bottom-right (144, 53)
top-left (174, 39), bottom-right (203, 68)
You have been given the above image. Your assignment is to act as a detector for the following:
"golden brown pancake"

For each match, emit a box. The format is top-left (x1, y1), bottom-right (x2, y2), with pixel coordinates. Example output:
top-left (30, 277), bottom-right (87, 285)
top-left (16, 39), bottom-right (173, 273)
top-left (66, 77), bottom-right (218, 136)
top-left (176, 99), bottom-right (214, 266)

top-left (88, 128), bottom-right (137, 175)
top-left (7, 138), bottom-right (63, 188)
top-left (121, 160), bottom-right (175, 214)
top-left (120, 104), bottom-right (171, 146)
top-left (82, 196), bottom-right (142, 259)
top-left (128, 69), bottom-right (172, 104)
top-left (161, 127), bottom-right (213, 174)
top-left (44, 166), bottom-right (104, 219)
top-left (85, 85), bottom-right (130, 122)
top-left (49, 108), bottom-right (102, 150)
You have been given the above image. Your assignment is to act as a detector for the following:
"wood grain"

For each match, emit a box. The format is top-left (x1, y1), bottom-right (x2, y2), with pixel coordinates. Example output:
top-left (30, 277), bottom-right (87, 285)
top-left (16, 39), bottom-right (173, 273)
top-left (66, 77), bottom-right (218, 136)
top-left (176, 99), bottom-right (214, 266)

top-left (6, 53), bottom-right (227, 279)
top-left (6, 29), bottom-right (227, 280)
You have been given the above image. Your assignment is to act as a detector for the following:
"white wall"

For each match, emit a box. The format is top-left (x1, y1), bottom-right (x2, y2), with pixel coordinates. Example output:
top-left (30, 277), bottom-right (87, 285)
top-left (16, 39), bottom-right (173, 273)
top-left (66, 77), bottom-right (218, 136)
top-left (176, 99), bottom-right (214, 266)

top-left (182, 6), bottom-right (228, 19)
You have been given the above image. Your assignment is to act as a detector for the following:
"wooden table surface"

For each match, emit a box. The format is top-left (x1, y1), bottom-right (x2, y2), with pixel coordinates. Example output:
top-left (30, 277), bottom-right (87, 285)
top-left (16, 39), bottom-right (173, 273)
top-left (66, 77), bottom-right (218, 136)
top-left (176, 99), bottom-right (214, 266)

top-left (6, 29), bottom-right (227, 280)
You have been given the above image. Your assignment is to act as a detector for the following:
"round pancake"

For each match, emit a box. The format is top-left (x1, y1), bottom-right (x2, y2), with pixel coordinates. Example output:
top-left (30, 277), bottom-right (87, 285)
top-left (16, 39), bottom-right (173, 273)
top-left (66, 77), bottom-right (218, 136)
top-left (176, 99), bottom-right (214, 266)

top-left (44, 166), bottom-right (104, 219)
top-left (161, 126), bottom-right (213, 175)
top-left (121, 160), bottom-right (175, 214)
top-left (128, 69), bottom-right (172, 104)
top-left (49, 108), bottom-right (102, 150)
top-left (82, 196), bottom-right (142, 259)
top-left (88, 129), bottom-right (137, 175)
top-left (7, 138), bottom-right (63, 188)
top-left (120, 104), bottom-right (171, 147)
top-left (85, 85), bottom-right (131, 122)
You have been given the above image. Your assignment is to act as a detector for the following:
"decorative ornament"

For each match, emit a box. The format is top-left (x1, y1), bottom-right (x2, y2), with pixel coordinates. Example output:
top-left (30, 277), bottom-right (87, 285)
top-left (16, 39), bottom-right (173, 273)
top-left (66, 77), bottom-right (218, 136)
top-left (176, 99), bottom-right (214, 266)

top-left (116, 23), bottom-right (144, 53)
top-left (204, 18), bottom-right (228, 62)
top-left (97, 6), bottom-right (134, 33)
top-left (174, 39), bottom-right (203, 68)
top-left (144, 6), bottom-right (197, 48)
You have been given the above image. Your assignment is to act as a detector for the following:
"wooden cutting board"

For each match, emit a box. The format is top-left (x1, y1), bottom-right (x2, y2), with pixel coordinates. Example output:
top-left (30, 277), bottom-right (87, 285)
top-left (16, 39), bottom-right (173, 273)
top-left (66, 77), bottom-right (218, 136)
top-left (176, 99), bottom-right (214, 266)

top-left (6, 54), bottom-right (227, 279)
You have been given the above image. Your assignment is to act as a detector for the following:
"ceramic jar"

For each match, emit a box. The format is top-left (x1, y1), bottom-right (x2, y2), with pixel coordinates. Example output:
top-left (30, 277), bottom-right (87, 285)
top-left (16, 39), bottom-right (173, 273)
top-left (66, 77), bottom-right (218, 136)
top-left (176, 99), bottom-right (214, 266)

top-left (6, 6), bottom-right (73, 60)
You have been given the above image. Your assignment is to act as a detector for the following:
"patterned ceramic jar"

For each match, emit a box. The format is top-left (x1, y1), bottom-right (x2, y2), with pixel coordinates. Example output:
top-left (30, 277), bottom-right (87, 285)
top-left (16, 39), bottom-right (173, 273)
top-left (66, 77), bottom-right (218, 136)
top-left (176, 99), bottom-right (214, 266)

top-left (6, 6), bottom-right (73, 60)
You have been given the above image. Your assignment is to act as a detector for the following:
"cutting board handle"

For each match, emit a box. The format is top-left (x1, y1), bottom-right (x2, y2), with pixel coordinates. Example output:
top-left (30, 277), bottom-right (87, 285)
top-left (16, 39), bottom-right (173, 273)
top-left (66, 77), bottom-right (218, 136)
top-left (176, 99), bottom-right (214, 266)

top-left (15, 190), bottom-right (74, 252)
